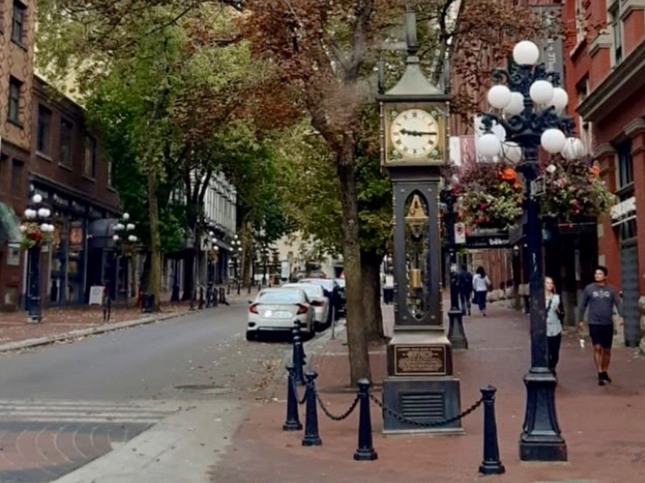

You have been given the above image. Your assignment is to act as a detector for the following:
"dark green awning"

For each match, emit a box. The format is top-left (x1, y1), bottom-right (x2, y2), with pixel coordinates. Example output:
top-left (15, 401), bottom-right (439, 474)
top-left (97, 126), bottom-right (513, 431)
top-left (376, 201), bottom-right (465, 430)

top-left (0, 202), bottom-right (21, 244)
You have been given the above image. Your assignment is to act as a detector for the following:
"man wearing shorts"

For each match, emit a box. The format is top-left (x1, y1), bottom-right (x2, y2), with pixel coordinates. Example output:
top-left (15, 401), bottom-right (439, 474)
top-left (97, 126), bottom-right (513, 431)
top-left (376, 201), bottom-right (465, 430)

top-left (578, 266), bottom-right (624, 386)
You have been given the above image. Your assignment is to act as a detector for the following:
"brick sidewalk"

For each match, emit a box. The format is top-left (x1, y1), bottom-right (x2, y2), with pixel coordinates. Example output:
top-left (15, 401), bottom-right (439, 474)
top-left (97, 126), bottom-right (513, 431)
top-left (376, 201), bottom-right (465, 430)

top-left (210, 303), bottom-right (645, 483)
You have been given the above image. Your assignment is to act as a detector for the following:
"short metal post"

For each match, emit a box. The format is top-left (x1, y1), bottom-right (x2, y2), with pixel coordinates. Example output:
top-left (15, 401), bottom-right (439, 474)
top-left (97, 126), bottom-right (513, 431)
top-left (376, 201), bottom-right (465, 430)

top-left (293, 321), bottom-right (307, 362)
top-left (353, 379), bottom-right (378, 461)
top-left (292, 328), bottom-right (305, 385)
top-left (302, 371), bottom-right (322, 446)
top-left (283, 364), bottom-right (303, 431)
top-left (479, 386), bottom-right (505, 475)
top-left (206, 283), bottom-right (213, 308)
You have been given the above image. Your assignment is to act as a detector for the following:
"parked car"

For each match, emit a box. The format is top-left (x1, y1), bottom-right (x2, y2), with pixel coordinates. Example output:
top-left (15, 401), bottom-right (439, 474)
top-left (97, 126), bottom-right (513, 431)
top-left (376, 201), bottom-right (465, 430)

top-left (298, 278), bottom-right (343, 320)
top-left (246, 288), bottom-right (314, 341)
top-left (283, 283), bottom-right (330, 330)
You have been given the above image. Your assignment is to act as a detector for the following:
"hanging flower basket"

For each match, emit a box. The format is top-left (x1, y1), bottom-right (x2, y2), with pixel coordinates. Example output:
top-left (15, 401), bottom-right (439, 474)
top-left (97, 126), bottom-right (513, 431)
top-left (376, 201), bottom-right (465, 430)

top-left (539, 155), bottom-right (615, 223)
top-left (455, 161), bottom-right (524, 230)
top-left (20, 222), bottom-right (54, 250)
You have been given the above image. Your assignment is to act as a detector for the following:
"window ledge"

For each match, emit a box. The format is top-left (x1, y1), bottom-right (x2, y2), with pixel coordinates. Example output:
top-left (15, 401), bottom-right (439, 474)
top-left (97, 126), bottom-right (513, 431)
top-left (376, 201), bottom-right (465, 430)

top-left (8, 119), bottom-right (23, 129)
top-left (36, 151), bottom-right (53, 162)
top-left (82, 174), bottom-right (96, 183)
top-left (58, 163), bottom-right (73, 172)
top-left (11, 39), bottom-right (27, 51)
top-left (107, 185), bottom-right (117, 193)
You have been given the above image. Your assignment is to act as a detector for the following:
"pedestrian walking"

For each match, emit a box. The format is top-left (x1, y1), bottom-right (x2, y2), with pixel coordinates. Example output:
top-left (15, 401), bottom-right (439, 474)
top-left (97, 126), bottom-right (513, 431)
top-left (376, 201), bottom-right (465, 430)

top-left (472, 266), bottom-right (491, 317)
top-left (577, 266), bottom-right (624, 386)
top-left (457, 265), bottom-right (473, 315)
top-left (545, 276), bottom-right (563, 377)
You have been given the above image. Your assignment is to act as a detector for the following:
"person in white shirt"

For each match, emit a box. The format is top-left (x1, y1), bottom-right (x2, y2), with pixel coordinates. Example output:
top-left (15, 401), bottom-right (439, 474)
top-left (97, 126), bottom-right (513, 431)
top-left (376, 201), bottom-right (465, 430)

top-left (545, 276), bottom-right (563, 377)
top-left (472, 266), bottom-right (491, 316)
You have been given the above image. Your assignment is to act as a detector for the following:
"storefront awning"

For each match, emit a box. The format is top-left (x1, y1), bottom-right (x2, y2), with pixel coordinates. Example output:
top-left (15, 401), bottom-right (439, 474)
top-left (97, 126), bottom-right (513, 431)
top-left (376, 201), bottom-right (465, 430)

top-left (0, 202), bottom-right (21, 244)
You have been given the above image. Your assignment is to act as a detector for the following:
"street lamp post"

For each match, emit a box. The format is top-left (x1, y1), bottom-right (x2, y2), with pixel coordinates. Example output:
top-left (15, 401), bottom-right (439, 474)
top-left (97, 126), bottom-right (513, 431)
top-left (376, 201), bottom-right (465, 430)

top-left (477, 40), bottom-right (583, 462)
top-left (205, 231), bottom-right (219, 308)
top-left (23, 192), bottom-right (54, 323)
top-left (231, 235), bottom-right (242, 294)
top-left (441, 183), bottom-right (468, 349)
top-left (112, 213), bottom-right (137, 305)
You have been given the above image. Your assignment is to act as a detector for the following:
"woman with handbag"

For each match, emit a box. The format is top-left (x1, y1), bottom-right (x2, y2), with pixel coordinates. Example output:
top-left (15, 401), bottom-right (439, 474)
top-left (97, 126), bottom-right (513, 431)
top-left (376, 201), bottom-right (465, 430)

top-left (545, 276), bottom-right (563, 376)
top-left (472, 266), bottom-right (491, 317)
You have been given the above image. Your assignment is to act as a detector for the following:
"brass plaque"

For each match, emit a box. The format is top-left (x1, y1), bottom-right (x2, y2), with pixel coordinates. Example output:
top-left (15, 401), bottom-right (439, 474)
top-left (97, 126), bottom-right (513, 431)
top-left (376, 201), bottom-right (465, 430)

top-left (394, 345), bottom-right (446, 376)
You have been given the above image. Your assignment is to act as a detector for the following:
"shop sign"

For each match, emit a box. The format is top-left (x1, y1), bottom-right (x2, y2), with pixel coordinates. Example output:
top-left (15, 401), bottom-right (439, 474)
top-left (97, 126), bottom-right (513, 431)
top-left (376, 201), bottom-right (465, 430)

top-left (70, 225), bottom-right (84, 249)
top-left (610, 196), bottom-right (636, 226)
top-left (454, 222), bottom-right (466, 245)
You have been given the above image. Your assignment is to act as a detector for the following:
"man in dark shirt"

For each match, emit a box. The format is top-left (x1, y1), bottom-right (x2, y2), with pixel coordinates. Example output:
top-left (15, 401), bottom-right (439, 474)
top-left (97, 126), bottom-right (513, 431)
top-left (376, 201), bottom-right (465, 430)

top-left (457, 265), bottom-right (473, 316)
top-left (578, 266), bottom-right (624, 386)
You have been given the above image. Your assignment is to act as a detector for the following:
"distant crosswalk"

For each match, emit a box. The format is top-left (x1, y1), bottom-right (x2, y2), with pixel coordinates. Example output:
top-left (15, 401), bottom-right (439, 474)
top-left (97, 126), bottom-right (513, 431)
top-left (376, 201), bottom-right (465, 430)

top-left (0, 399), bottom-right (178, 424)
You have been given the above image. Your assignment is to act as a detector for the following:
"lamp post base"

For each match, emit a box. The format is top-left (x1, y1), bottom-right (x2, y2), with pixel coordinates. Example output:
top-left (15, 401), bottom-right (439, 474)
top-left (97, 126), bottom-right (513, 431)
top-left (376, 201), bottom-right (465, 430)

top-left (447, 308), bottom-right (468, 349)
top-left (519, 369), bottom-right (567, 461)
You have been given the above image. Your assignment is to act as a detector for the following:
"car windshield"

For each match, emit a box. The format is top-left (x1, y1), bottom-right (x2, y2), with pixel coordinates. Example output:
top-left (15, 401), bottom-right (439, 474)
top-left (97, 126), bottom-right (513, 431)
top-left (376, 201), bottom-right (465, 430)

top-left (258, 290), bottom-right (301, 304)
top-left (284, 284), bottom-right (322, 298)
top-left (300, 279), bottom-right (333, 291)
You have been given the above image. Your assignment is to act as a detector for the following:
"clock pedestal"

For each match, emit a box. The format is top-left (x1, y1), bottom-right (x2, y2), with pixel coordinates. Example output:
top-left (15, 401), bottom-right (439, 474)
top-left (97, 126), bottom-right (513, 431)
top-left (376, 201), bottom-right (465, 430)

top-left (381, 169), bottom-right (462, 435)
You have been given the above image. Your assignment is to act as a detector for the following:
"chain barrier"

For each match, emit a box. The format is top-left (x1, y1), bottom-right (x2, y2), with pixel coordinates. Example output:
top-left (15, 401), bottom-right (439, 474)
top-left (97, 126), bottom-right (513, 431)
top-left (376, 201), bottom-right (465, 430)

top-left (289, 375), bottom-right (307, 405)
top-left (369, 393), bottom-right (483, 428)
top-left (316, 388), bottom-right (360, 421)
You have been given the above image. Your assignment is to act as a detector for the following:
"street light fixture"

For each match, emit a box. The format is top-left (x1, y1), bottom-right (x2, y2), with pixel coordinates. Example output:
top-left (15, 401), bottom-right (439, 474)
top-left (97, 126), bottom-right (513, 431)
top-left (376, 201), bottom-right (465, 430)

top-left (112, 212), bottom-right (138, 304)
top-left (478, 40), bottom-right (579, 462)
top-left (23, 191), bottom-right (54, 323)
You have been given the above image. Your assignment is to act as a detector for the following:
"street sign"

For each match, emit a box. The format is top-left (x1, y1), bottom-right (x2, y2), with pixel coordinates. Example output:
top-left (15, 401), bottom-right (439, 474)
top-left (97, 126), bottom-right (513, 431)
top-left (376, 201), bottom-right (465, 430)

top-left (465, 230), bottom-right (512, 249)
top-left (89, 286), bottom-right (104, 305)
top-left (454, 222), bottom-right (466, 244)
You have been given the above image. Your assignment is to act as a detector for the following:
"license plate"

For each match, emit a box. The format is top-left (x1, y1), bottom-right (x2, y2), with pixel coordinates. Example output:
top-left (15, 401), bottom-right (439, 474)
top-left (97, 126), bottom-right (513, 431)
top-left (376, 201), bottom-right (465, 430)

top-left (263, 310), bottom-right (291, 319)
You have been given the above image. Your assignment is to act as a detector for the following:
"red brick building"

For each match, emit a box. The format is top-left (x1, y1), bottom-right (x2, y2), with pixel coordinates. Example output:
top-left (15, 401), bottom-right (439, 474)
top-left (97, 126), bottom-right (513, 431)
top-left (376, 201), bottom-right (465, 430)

top-left (565, 0), bottom-right (645, 348)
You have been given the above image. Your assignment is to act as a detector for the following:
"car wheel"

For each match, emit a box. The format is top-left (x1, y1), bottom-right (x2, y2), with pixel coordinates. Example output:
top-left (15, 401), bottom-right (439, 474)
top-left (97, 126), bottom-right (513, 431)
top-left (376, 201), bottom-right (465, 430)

top-left (246, 331), bottom-right (256, 342)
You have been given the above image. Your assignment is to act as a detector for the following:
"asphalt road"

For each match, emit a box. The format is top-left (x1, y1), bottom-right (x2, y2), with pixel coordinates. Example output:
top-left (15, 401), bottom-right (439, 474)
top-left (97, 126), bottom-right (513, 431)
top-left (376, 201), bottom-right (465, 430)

top-left (0, 302), bottom-right (286, 401)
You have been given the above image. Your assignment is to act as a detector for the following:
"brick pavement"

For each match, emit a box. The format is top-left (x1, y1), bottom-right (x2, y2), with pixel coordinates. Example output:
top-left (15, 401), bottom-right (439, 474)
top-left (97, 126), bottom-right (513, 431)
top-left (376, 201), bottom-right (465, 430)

top-left (209, 303), bottom-right (645, 483)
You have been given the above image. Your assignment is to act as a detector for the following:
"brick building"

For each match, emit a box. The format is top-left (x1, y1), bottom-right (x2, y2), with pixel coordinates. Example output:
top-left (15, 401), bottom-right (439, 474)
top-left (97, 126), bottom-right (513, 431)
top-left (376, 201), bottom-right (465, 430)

top-left (0, 0), bottom-right (35, 310)
top-left (566, 0), bottom-right (645, 349)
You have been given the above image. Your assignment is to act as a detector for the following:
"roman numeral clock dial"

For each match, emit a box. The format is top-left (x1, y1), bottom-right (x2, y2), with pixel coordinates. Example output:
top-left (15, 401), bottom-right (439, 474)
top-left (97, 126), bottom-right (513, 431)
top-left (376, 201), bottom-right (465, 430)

top-left (390, 108), bottom-right (439, 159)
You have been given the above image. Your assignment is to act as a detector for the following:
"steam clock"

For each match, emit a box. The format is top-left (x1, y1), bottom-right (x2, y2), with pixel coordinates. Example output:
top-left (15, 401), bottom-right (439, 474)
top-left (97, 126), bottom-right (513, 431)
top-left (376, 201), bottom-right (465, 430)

top-left (377, 8), bottom-right (462, 433)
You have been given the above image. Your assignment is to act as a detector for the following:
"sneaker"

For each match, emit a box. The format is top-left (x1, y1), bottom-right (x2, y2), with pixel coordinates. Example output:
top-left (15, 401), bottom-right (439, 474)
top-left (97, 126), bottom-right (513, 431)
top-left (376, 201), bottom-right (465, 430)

top-left (602, 372), bottom-right (612, 383)
top-left (598, 374), bottom-right (605, 386)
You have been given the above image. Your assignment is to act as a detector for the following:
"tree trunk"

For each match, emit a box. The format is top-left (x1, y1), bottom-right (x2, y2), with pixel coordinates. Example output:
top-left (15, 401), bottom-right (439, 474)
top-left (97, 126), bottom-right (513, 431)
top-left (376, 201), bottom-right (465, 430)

top-left (336, 138), bottom-right (371, 386)
top-left (147, 174), bottom-right (162, 311)
top-left (361, 250), bottom-right (385, 342)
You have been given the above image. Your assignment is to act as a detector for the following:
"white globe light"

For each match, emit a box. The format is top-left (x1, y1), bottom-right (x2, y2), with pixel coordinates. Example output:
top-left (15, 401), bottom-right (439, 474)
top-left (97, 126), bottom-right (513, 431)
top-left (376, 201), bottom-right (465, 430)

top-left (113, 235), bottom-right (120, 242)
top-left (487, 85), bottom-right (512, 109)
top-left (123, 213), bottom-right (130, 221)
top-left (502, 142), bottom-right (523, 163)
top-left (128, 235), bottom-right (137, 242)
top-left (550, 87), bottom-right (569, 110)
top-left (530, 80), bottom-right (554, 105)
top-left (561, 137), bottom-right (585, 160)
top-left (115, 223), bottom-right (124, 231)
top-left (32, 194), bottom-right (43, 204)
top-left (477, 133), bottom-right (502, 158)
top-left (513, 41), bottom-right (540, 65)
top-left (541, 128), bottom-right (567, 154)
top-left (40, 223), bottom-right (48, 231)
top-left (20, 225), bottom-right (27, 232)
top-left (503, 92), bottom-right (524, 116)
top-left (546, 164), bottom-right (557, 174)
top-left (47, 224), bottom-right (55, 233)
top-left (25, 209), bottom-right (36, 219)
top-left (126, 223), bottom-right (135, 231)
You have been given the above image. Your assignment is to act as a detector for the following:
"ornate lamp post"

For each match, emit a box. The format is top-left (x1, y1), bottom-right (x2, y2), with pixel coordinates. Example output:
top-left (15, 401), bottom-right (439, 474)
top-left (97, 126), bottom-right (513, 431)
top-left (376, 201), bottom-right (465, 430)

top-left (477, 40), bottom-right (584, 462)
top-left (440, 180), bottom-right (467, 349)
top-left (204, 231), bottom-right (219, 307)
top-left (231, 234), bottom-right (242, 293)
top-left (112, 213), bottom-right (137, 304)
top-left (22, 192), bottom-right (54, 323)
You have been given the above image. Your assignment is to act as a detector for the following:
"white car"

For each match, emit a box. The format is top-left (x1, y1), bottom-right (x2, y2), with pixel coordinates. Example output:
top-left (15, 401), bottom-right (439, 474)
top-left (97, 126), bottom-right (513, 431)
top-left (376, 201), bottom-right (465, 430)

top-left (246, 288), bottom-right (314, 341)
top-left (283, 283), bottom-right (330, 330)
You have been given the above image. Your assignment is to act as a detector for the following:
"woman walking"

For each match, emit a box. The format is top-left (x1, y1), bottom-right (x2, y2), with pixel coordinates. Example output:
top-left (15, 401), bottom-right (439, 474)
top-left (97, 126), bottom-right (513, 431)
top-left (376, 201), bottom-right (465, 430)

top-left (472, 267), bottom-right (491, 316)
top-left (545, 276), bottom-right (563, 376)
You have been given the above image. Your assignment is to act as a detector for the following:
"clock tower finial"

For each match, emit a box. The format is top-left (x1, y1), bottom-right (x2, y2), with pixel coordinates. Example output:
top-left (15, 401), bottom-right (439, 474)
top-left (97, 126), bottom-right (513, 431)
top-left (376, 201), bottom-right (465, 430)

top-left (405, 3), bottom-right (419, 58)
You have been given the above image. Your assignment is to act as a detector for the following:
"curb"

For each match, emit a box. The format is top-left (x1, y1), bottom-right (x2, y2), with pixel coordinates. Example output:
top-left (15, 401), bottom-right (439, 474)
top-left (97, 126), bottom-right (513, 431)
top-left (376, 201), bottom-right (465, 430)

top-left (0, 310), bottom-right (194, 353)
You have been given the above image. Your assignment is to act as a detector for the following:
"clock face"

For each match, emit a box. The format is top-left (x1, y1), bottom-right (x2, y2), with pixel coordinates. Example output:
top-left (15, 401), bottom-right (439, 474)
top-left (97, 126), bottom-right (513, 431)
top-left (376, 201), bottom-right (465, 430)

top-left (390, 109), bottom-right (439, 159)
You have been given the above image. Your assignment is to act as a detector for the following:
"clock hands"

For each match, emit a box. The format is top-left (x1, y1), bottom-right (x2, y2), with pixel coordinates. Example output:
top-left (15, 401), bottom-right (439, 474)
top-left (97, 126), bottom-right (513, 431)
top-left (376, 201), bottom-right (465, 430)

top-left (400, 128), bottom-right (437, 136)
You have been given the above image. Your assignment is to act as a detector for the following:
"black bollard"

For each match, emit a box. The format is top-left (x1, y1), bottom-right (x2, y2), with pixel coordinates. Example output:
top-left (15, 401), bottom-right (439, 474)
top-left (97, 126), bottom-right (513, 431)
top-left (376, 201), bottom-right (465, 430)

top-left (292, 328), bottom-right (305, 385)
top-left (302, 371), bottom-right (322, 446)
top-left (479, 386), bottom-right (505, 475)
top-left (353, 379), bottom-right (378, 461)
top-left (293, 321), bottom-right (307, 362)
top-left (283, 364), bottom-right (303, 431)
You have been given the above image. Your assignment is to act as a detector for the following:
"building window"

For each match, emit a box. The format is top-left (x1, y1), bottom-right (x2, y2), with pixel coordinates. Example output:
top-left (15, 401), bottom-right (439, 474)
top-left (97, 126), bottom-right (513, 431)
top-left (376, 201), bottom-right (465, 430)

top-left (616, 139), bottom-right (633, 190)
top-left (37, 105), bottom-right (52, 156)
top-left (107, 157), bottom-right (113, 187)
top-left (575, 0), bottom-right (585, 45)
top-left (60, 119), bottom-right (73, 167)
top-left (11, 161), bottom-right (22, 198)
top-left (11, 1), bottom-right (26, 46)
top-left (84, 135), bottom-right (96, 178)
top-left (609, 5), bottom-right (622, 65)
top-left (8, 77), bottom-right (22, 125)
